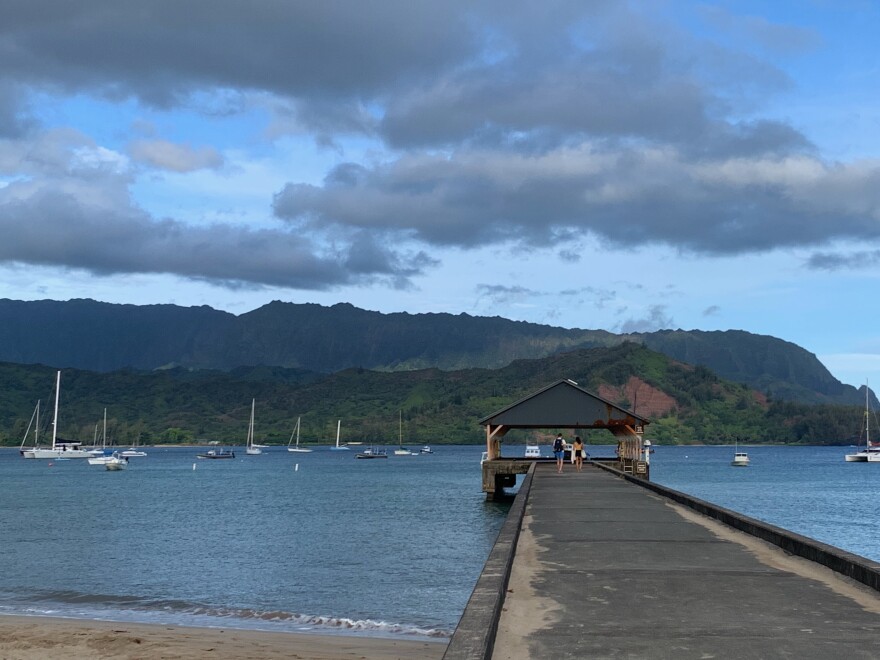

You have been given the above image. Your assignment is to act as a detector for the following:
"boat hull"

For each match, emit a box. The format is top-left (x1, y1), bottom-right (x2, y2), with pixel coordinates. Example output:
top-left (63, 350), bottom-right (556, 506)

top-left (197, 451), bottom-right (235, 459)
top-left (27, 449), bottom-right (91, 459)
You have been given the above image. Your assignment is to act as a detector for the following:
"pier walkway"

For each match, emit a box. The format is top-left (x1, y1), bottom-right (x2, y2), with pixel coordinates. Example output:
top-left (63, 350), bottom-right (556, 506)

top-left (446, 463), bottom-right (880, 659)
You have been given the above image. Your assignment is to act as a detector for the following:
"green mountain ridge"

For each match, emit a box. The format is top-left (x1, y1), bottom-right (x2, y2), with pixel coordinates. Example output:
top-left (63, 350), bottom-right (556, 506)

top-left (0, 298), bottom-right (865, 407)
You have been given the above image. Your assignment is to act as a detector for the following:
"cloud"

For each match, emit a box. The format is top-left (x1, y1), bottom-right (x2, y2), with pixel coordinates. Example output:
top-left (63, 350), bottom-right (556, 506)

top-left (700, 6), bottom-right (823, 55)
top-left (128, 139), bottom-right (224, 172)
top-left (475, 283), bottom-right (539, 305)
top-left (806, 249), bottom-right (880, 271)
top-left (274, 146), bottom-right (880, 255)
top-left (618, 304), bottom-right (675, 333)
top-left (0, 1), bottom-right (478, 107)
top-left (703, 305), bottom-right (721, 316)
top-left (4, 1), bottom-right (880, 294)
top-left (0, 137), bottom-right (429, 289)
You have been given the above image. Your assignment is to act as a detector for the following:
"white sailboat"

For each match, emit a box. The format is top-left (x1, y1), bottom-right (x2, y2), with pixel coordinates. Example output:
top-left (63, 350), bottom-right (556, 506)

top-left (245, 398), bottom-right (262, 455)
top-left (329, 420), bottom-right (349, 450)
top-left (25, 371), bottom-right (91, 459)
top-left (287, 416), bottom-right (312, 453)
top-left (88, 409), bottom-right (118, 465)
top-left (846, 381), bottom-right (880, 462)
top-left (19, 399), bottom-right (40, 456)
top-left (86, 419), bottom-right (105, 456)
top-left (394, 411), bottom-right (413, 455)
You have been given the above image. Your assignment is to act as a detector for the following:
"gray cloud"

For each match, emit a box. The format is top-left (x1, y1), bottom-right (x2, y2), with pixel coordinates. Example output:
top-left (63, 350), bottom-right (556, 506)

top-left (807, 250), bottom-right (880, 271)
top-left (700, 6), bottom-right (823, 55)
top-left (0, 178), bottom-right (429, 290)
top-left (618, 304), bottom-right (675, 333)
top-left (703, 305), bottom-right (721, 317)
top-left (3, 1), bottom-right (879, 292)
top-left (128, 139), bottom-right (224, 172)
top-left (0, 1), bottom-right (477, 107)
top-left (475, 283), bottom-right (539, 305)
top-left (274, 147), bottom-right (880, 255)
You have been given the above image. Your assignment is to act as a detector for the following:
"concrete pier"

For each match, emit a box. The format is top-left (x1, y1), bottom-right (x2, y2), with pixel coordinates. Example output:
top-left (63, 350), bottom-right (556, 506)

top-left (445, 463), bottom-right (880, 659)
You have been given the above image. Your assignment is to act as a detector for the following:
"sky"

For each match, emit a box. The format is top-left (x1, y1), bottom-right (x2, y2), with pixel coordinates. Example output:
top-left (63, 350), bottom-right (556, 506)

top-left (1, 1), bottom-right (879, 387)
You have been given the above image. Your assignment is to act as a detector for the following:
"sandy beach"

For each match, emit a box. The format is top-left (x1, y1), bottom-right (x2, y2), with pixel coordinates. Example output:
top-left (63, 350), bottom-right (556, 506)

top-left (0, 615), bottom-right (447, 660)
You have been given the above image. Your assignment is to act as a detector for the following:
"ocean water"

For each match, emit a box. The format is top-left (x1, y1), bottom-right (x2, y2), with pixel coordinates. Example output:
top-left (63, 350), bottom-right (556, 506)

top-left (650, 444), bottom-right (880, 563)
top-left (0, 445), bottom-right (507, 639)
top-left (2, 443), bottom-right (878, 640)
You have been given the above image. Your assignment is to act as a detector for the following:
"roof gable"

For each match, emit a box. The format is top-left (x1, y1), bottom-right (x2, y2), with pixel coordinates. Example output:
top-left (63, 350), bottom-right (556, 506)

top-left (479, 379), bottom-right (650, 429)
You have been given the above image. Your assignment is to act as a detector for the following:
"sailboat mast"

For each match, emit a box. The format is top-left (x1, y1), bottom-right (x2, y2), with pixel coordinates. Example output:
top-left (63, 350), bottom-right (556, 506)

top-left (296, 416), bottom-right (301, 447)
top-left (248, 399), bottom-right (255, 447)
top-left (103, 408), bottom-right (107, 448)
top-left (399, 410), bottom-right (402, 448)
top-left (51, 371), bottom-right (60, 450)
top-left (867, 380), bottom-right (870, 449)
top-left (336, 419), bottom-right (341, 447)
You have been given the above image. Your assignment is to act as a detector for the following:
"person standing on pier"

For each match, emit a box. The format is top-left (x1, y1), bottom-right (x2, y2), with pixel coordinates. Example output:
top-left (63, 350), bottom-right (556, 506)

top-left (573, 436), bottom-right (585, 472)
top-left (553, 433), bottom-right (565, 473)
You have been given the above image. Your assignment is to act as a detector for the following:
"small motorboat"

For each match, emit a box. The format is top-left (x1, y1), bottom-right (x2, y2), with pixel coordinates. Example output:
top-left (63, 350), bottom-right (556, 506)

top-left (419, 446), bottom-right (434, 454)
top-left (524, 444), bottom-right (541, 458)
top-left (197, 448), bottom-right (236, 459)
top-left (104, 452), bottom-right (128, 471)
top-left (731, 452), bottom-right (750, 467)
top-left (355, 446), bottom-right (388, 459)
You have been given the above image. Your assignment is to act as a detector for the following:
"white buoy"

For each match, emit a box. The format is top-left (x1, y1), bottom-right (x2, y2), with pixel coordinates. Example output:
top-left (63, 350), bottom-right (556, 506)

top-left (192, 463), bottom-right (197, 470)
top-left (295, 463), bottom-right (299, 472)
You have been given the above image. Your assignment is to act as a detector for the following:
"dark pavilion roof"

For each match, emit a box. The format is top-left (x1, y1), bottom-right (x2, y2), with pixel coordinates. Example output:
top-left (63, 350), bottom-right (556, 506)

top-left (478, 379), bottom-right (650, 430)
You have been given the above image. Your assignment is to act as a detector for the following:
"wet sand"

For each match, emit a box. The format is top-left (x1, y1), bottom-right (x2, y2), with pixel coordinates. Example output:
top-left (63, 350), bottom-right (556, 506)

top-left (0, 615), bottom-right (447, 659)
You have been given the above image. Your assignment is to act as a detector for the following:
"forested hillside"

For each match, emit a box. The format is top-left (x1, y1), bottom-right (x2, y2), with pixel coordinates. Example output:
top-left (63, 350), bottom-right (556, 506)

top-left (0, 298), bottom-right (866, 406)
top-left (0, 344), bottom-right (868, 448)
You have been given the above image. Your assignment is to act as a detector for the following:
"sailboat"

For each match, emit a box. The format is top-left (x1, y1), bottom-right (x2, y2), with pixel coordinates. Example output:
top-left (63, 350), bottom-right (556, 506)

top-left (245, 398), bottom-right (262, 455)
top-left (329, 420), bottom-right (349, 450)
top-left (24, 371), bottom-right (91, 459)
top-left (394, 411), bottom-right (413, 455)
top-left (89, 409), bottom-right (119, 465)
top-left (287, 416), bottom-right (312, 453)
top-left (86, 419), bottom-right (105, 456)
top-left (18, 400), bottom-right (40, 456)
top-left (847, 381), bottom-right (880, 462)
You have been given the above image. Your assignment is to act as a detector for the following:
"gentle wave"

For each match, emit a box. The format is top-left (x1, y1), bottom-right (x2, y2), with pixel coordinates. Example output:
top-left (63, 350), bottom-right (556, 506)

top-left (1, 589), bottom-right (451, 638)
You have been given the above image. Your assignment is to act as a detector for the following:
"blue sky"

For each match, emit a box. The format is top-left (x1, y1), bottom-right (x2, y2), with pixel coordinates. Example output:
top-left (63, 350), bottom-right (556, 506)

top-left (1, 1), bottom-right (879, 387)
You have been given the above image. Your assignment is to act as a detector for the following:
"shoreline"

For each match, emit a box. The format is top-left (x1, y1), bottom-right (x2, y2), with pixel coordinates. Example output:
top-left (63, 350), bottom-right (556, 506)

top-left (0, 614), bottom-right (447, 659)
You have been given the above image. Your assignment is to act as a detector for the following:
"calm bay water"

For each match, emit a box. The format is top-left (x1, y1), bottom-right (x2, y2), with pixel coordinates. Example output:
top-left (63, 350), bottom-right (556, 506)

top-left (0, 445), bottom-right (507, 639)
top-left (1, 443), bottom-right (878, 639)
top-left (650, 444), bottom-right (880, 563)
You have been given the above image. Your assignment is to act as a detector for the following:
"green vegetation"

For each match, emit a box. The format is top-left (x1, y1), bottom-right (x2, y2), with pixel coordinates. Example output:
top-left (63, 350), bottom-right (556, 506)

top-left (0, 298), bottom-right (869, 407)
top-left (0, 343), bottom-right (866, 448)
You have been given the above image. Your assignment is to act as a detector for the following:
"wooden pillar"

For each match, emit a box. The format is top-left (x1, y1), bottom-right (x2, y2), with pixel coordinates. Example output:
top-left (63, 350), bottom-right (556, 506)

top-left (485, 424), bottom-right (505, 460)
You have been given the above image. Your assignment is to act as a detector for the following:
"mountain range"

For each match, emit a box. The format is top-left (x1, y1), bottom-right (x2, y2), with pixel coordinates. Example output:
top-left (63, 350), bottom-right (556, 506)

top-left (0, 298), bottom-right (866, 407)
top-left (0, 343), bottom-right (868, 448)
